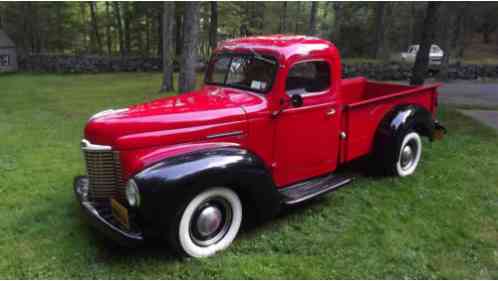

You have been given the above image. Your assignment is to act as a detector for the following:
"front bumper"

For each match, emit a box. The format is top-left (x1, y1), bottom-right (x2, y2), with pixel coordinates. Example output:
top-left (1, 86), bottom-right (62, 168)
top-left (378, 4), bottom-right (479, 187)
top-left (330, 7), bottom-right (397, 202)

top-left (73, 176), bottom-right (144, 247)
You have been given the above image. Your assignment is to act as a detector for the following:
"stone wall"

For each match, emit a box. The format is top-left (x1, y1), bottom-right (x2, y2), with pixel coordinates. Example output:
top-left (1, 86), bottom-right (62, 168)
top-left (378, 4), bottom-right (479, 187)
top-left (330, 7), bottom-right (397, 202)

top-left (18, 55), bottom-right (163, 73)
top-left (18, 54), bottom-right (498, 80)
top-left (343, 62), bottom-right (498, 80)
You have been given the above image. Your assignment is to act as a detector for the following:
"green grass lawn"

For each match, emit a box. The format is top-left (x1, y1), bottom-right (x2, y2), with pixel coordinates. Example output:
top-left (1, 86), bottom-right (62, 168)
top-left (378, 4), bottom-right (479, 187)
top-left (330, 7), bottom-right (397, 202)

top-left (0, 73), bottom-right (497, 279)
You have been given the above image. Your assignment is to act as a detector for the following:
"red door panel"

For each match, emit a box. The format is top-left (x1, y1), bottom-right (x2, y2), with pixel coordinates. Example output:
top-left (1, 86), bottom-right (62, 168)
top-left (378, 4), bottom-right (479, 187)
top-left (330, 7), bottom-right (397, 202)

top-left (273, 98), bottom-right (340, 187)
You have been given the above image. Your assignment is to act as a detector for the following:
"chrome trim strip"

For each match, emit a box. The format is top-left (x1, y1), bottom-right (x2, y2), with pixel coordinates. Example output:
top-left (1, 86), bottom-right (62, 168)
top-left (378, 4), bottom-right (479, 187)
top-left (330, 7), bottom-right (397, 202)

top-left (206, 130), bottom-right (244, 140)
top-left (81, 139), bottom-right (112, 151)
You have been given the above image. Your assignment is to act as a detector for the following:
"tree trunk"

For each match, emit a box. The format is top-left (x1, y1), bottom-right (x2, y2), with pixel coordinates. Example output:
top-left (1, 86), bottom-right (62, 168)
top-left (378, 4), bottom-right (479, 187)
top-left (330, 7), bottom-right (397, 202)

top-left (438, 4), bottom-right (451, 80)
top-left (89, 2), bottom-right (102, 54)
top-left (410, 2), bottom-right (441, 85)
top-left (295, 2), bottom-right (301, 34)
top-left (145, 12), bottom-right (151, 56)
top-left (409, 3), bottom-right (416, 46)
top-left (157, 10), bottom-right (162, 57)
top-left (112, 2), bottom-right (124, 57)
top-left (374, 2), bottom-right (386, 59)
top-left (308, 2), bottom-right (318, 36)
top-left (383, 3), bottom-right (393, 60)
top-left (279, 2), bottom-right (287, 33)
top-left (79, 3), bottom-right (88, 53)
top-left (123, 2), bottom-right (131, 56)
top-left (105, 2), bottom-right (112, 55)
top-left (453, 3), bottom-right (467, 58)
top-left (161, 2), bottom-right (175, 92)
top-left (209, 2), bottom-right (218, 50)
top-left (178, 2), bottom-right (200, 93)
top-left (175, 11), bottom-right (183, 57)
top-left (331, 3), bottom-right (342, 44)
top-left (55, 3), bottom-right (64, 52)
top-left (21, 4), bottom-right (29, 53)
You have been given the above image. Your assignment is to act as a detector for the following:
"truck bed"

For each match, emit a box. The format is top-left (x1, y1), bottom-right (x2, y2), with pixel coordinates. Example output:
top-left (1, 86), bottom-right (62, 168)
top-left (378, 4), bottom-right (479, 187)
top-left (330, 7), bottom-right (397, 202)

top-left (340, 77), bottom-right (440, 162)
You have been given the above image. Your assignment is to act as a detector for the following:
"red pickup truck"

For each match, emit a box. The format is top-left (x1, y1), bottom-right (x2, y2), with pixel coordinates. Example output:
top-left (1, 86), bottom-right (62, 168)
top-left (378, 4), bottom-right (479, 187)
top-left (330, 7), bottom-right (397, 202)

top-left (74, 35), bottom-right (446, 258)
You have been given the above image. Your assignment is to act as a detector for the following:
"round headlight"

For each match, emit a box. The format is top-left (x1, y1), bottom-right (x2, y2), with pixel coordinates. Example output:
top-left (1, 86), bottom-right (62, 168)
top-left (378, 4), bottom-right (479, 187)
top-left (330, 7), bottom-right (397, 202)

top-left (126, 179), bottom-right (140, 207)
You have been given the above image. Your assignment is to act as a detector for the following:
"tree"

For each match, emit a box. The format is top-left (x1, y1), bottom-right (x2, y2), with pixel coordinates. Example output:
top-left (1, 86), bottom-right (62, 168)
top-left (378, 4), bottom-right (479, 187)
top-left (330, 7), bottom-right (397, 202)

top-left (88, 2), bottom-right (102, 54)
top-left (294, 1), bottom-right (301, 33)
top-left (161, 2), bottom-right (175, 92)
top-left (373, 2), bottom-right (386, 59)
top-left (105, 2), bottom-right (112, 55)
top-left (438, 4), bottom-right (453, 80)
top-left (308, 2), bottom-right (318, 36)
top-left (408, 3), bottom-right (416, 46)
top-left (279, 2), bottom-right (287, 33)
top-left (450, 3), bottom-right (468, 58)
top-left (331, 3), bottom-right (342, 44)
top-left (410, 2), bottom-right (441, 85)
top-left (175, 9), bottom-right (183, 57)
top-left (178, 2), bottom-right (200, 93)
top-left (112, 2), bottom-right (125, 57)
top-left (209, 2), bottom-right (218, 50)
top-left (123, 2), bottom-right (131, 56)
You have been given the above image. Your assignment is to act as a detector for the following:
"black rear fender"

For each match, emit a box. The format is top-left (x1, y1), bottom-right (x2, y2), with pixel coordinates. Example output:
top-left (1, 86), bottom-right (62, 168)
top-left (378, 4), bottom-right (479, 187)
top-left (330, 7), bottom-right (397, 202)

top-left (374, 104), bottom-right (434, 165)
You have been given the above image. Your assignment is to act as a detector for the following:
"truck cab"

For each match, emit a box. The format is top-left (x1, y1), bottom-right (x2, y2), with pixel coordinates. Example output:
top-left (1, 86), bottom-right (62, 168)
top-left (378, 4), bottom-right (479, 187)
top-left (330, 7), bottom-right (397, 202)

top-left (74, 35), bottom-right (445, 258)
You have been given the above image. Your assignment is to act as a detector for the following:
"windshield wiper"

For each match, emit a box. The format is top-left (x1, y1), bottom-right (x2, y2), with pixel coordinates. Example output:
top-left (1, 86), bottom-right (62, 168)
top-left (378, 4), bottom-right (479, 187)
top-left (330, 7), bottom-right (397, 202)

top-left (249, 47), bottom-right (277, 65)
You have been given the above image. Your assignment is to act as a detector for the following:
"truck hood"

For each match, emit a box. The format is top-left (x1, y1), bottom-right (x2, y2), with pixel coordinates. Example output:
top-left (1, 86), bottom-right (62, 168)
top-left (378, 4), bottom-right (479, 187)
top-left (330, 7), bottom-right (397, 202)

top-left (84, 86), bottom-right (264, 149)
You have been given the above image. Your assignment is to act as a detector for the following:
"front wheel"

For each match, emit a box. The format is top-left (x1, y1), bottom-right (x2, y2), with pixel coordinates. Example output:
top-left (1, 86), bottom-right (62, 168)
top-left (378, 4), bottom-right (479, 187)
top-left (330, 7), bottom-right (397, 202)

top-left (170, 187), bottom-right (242, 258)
top-left (394, 131), bottom-right (422, 177)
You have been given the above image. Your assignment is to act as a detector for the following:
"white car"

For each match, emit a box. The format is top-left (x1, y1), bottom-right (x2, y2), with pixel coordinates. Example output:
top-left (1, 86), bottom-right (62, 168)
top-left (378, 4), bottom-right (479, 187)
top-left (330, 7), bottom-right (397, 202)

top-left (401, 44), bottom-right (444, 66)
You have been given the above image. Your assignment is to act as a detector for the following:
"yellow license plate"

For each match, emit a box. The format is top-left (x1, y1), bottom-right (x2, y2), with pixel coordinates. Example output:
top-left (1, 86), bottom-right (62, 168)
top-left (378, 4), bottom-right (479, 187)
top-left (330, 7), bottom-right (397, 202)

top-left (111, 198), bottom-right (129, 229)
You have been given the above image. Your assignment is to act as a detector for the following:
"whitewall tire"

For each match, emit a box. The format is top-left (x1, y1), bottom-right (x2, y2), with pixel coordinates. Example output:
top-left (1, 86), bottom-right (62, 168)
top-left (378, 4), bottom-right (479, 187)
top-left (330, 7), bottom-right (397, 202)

top-left (176, 187), bottom-right (242, 258)
top-left (395, 131), bottom-right (422, 177)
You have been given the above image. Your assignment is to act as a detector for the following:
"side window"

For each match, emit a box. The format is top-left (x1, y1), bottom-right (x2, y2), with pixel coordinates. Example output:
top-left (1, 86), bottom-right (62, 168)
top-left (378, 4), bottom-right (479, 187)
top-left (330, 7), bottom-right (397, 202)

top-left (286, 61), bottom-right (330, 96)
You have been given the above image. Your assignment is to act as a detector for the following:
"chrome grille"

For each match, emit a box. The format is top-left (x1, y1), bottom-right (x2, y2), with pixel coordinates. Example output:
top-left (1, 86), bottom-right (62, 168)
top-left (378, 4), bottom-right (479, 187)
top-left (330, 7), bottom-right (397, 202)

top-left (82, 141), bottom-right (125, 202)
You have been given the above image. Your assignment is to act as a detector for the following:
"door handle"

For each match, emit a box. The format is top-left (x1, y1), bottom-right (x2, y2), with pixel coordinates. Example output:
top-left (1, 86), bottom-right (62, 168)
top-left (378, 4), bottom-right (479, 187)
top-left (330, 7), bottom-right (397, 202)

top-left (326, 108), bottom-right (336, 116)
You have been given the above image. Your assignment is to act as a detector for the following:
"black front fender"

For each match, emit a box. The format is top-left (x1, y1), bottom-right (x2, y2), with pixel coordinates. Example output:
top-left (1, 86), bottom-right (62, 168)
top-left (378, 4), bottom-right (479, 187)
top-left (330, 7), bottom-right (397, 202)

top-left (133, 147), bottom-right (281, 233)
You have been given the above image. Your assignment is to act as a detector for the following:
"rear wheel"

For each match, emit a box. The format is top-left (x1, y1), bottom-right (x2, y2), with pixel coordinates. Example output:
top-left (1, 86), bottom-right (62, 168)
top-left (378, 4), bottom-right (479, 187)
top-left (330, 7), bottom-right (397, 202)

top-left (394, 131), bottom-right (422, 177)
top-left (170, 187), bottom-right (242, 258)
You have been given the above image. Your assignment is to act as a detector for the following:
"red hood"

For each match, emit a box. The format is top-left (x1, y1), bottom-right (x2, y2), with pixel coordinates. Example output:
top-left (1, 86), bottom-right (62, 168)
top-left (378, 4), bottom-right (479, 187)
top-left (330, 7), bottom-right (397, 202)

top-left (84, 86), bottom-right (265, 149)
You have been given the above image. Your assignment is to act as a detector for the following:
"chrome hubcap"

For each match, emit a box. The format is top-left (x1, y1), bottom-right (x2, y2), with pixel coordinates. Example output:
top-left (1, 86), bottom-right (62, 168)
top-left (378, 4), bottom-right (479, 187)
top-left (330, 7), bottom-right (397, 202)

top-left (190, 198), bottom-right (232, 247)
top-left (400, 142), bottom-right (416, 170)
top-left (196, 206), bottom-right (223, 237)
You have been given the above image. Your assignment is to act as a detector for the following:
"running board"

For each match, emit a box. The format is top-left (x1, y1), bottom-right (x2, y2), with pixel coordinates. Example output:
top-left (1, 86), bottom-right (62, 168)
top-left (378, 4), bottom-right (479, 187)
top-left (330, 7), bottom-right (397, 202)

top-left (279, 174), bottom-right (353, 205)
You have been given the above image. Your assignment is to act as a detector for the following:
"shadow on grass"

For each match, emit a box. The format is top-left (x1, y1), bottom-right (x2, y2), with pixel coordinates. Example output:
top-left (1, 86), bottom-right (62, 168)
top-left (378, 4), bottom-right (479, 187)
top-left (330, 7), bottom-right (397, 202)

top-left (76, 156), bottom-right (387, 264)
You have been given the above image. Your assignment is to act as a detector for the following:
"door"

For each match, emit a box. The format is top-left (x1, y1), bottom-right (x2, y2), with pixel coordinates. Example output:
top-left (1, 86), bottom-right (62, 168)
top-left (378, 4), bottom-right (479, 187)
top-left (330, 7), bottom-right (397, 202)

top-left (273, 60), bottom-right (340, 187)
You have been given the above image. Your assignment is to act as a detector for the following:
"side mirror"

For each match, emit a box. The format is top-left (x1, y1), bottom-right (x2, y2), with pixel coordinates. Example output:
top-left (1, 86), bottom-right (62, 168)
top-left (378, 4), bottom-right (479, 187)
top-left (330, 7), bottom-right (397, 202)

top-left (290, 94), bottom-right (303, 107)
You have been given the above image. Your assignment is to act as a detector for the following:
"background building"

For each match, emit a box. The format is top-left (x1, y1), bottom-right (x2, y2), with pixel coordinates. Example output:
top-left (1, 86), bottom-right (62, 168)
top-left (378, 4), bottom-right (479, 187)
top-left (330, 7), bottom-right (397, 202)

top-left (0, 29), bottom-right (18, 72)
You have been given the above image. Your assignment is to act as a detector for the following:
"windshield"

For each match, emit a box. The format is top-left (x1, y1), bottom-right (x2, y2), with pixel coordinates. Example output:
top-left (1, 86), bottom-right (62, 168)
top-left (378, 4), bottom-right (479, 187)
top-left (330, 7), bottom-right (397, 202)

top-left (205, 53), bottom-right (278, 93)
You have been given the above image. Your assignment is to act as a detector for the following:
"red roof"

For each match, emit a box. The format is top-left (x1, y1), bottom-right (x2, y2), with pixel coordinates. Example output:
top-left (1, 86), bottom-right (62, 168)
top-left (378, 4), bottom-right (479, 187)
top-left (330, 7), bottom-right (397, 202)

top-left (217, 35), bottom-right (338, 62)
